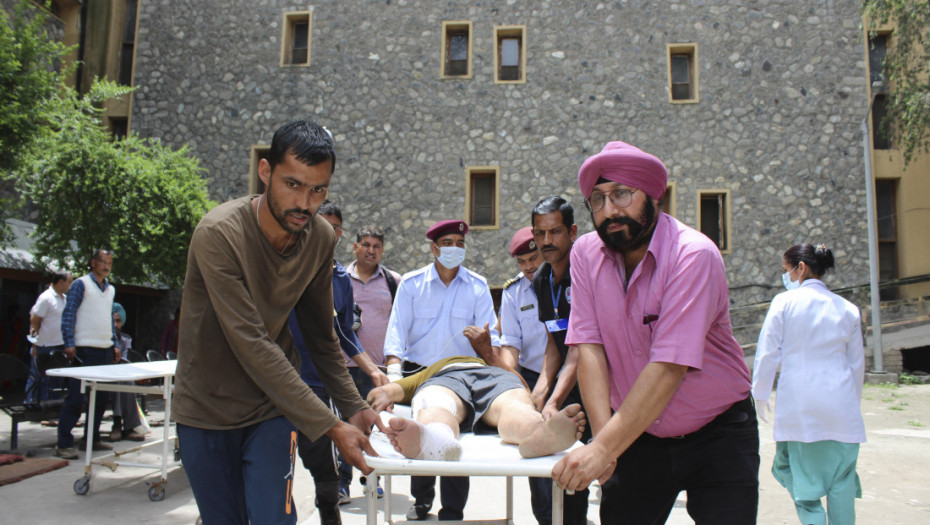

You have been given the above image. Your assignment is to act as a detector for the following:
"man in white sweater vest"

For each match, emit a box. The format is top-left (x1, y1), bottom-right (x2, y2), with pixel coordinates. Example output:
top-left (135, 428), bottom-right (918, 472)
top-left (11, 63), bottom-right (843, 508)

top-left (55, 249), bottom-right (120, 460)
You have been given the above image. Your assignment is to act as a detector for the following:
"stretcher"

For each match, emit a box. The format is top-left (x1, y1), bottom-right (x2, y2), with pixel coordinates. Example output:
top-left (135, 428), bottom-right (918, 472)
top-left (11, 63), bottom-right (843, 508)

top-left (46, 360), bottom-right (179, 501)
top-left (363, 408), bottom-right (576, 525)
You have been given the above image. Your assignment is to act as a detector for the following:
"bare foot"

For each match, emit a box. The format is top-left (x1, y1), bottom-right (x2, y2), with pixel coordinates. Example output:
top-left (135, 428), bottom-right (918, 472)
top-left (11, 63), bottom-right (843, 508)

top-left (388, 418), bottom-right (463, 461)
top-left (518, 404), bottom-right (586, 458)
top-left (388, 417), bottom-right (423, 459)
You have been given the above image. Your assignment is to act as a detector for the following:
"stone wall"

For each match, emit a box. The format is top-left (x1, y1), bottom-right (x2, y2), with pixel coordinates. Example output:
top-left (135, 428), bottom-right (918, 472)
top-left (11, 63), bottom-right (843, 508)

top-left (130, 0), bottom-right (870, 304)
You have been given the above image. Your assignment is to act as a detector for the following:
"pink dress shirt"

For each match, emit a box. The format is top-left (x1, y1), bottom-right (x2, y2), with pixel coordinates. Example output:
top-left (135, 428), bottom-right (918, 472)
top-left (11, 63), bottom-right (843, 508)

top-left (566, 213), bottom-right (750, 437)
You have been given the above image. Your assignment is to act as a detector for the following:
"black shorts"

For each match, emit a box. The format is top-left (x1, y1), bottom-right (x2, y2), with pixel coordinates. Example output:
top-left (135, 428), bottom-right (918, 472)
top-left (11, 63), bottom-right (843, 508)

top-left (418, 366), bottom-right (524, 434)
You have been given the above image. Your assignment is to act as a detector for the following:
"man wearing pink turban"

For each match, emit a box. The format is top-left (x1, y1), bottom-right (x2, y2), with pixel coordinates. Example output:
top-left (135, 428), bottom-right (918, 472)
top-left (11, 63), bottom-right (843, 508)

top-left (551, 142), bottom-right (759, 524)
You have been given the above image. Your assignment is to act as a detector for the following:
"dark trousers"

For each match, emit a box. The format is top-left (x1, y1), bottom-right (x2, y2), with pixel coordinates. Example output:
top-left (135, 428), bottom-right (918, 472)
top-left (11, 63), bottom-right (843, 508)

top-left (179, 416), bottom-right (298, 525)
top-left (404, 360), bottom-right (469, 520)
top-left (339, 367), bottom-right (375, 489)
top-left (520, 368), bottom-right (554, 525)
top-left (57, 346), bottom-right (112, 448)
top-left (298, 386), bottom-right (341, 510)
top-left (600, 397), bottom-right (760, 525)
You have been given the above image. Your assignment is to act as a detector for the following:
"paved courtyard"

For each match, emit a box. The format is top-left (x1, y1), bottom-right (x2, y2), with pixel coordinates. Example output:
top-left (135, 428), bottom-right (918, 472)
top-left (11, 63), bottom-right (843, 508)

top-left (2, 384), bottom-right (929, 524)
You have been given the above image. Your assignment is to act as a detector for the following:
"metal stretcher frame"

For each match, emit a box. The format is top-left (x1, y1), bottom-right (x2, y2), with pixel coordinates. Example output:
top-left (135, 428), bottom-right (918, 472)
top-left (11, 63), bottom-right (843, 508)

top-left (46, 360), bottom-right (180, 501)
top-left (363, 430), bottom-right (571, 525)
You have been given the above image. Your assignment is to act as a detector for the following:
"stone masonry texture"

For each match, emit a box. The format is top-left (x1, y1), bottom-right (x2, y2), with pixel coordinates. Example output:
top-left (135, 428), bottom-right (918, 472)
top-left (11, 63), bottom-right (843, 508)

top-left (129, 0), bottom-right (870, 307)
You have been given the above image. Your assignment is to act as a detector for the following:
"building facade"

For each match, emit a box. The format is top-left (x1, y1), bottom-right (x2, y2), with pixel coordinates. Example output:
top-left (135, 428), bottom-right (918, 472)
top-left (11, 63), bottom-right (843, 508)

top-left (127, 0), bottom-right (874, 307)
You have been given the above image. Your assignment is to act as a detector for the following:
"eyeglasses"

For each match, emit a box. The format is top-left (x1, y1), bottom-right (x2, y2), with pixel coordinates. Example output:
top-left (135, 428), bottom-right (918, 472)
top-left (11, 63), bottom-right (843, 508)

top-left (331, 225), bottom-right (343, 234)
top-left (584, 188), bottom-right (638, 213)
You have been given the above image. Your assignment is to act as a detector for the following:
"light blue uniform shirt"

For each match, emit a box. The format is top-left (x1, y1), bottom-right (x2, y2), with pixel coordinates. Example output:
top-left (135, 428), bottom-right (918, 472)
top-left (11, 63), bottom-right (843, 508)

top-left (383, 262), bottom-right (500, 366)
top-left (499, 272), bottom-right (548, 374)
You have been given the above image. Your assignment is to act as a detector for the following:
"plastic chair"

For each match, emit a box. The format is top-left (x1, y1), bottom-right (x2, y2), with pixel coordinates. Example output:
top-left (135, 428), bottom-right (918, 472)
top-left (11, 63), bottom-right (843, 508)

top-left (165, 351), bottom-right (177, 360)
top-left (146, 350), bottom-right (166, 362)
top-left (127, 349), bottom-right (146, 363)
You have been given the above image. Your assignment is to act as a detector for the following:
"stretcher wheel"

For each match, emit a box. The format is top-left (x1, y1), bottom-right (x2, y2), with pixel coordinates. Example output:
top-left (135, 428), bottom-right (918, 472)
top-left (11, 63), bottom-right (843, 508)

top-left (174, 448), bottom-right (181, 462)
top-left (148, 484), bottom-right (166, 501)
top-left (73, 476), bottom-right (90, 495)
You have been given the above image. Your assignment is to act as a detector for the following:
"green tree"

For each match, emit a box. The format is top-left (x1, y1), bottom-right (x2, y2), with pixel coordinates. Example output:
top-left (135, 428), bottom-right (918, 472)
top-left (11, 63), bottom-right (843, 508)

top-left (862, 0), bottom-right (930, 163)
top-left (2, 1), bottom-right (214, 287)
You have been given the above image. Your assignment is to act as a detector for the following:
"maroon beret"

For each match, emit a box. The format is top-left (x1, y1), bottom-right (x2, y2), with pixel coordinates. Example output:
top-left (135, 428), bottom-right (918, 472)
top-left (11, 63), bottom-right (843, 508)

top-left (509, 227), bottom-right (537, 257)
top-left (425, 220), bottom-right (468, 242)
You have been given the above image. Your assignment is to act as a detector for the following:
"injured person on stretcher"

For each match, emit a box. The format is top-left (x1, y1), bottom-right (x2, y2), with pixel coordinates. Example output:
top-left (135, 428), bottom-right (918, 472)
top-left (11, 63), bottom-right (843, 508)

top-left (366, 356), bottom-right (585, 461)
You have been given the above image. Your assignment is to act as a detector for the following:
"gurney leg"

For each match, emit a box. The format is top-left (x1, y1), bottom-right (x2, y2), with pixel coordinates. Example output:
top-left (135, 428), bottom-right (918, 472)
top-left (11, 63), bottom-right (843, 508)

top-left (506, 476), bottom-right (514, 525)
top-left (551, 480), bottom-right (564, 525)
top-left (366, 473), bottom-right (378, 525)
top-left (384, 475), bottom-right (393, 524)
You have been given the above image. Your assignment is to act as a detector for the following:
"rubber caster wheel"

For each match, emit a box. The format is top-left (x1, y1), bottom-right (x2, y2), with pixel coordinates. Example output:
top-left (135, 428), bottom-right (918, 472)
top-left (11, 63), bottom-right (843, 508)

top-left (148, 484), bottom-right (166, 501)
top-left (174, 448), bottom-right (181, 462)
top-left (73, 476), bottom-right (90, 495)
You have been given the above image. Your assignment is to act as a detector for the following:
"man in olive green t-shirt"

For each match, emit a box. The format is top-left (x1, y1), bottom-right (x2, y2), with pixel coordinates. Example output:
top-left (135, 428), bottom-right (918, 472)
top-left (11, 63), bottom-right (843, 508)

top-left (173, 121), bottom-right (386, 524)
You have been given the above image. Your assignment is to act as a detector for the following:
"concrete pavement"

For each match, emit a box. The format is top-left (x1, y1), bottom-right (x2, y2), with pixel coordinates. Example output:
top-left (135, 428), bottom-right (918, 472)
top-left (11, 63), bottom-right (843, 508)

top-left (2, 384), bottom-right (930, 524)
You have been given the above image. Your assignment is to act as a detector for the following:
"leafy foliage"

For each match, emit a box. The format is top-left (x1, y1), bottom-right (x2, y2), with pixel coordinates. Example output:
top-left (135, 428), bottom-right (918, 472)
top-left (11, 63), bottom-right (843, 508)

top-left (862, 0), bottom-right (930, 163)
top-left (1, 1), bottom-right (214, 288)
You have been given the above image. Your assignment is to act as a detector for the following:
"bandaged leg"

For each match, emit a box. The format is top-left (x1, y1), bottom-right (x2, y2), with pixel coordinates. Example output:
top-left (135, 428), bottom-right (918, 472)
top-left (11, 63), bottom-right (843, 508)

top-left (388, 419), bottom-right (463, 461)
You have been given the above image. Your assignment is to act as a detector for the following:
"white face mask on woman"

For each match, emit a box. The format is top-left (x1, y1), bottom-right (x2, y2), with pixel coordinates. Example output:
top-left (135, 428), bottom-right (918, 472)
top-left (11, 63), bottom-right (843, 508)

top-left (782, 266), bottom-right (800, 291)
top-left (437, 246), bottom-right (466, 269)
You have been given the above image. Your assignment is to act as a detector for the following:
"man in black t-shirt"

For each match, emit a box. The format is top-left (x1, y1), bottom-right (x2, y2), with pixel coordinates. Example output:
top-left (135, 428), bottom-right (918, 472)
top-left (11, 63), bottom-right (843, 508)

top-left (529, 196), bottom-right (590, 525)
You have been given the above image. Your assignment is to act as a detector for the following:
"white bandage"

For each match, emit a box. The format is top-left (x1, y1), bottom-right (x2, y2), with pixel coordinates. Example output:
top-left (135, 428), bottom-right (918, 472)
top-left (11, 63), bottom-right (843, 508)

top-left (416, 422), bottom-right (462, 461)
top-left (386, 363), bottom-right (402, 382)
top-left (411, 387), bottom-right (458, 420)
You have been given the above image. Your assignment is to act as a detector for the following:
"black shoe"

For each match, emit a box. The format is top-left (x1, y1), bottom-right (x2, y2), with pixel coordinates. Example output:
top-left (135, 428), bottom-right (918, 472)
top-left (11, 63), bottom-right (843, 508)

top-left (406, 503), bottom-right (431, 521)
top-left (438, 508), bottom-right (464, 521)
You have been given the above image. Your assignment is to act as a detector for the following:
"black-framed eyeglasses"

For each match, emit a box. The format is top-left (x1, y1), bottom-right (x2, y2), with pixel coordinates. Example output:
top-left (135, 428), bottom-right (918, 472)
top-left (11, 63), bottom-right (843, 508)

top-left (584, 188), bottom-right (638, 213)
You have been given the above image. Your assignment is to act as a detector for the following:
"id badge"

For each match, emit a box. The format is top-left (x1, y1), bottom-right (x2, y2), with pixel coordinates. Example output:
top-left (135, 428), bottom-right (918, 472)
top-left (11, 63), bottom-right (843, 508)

top-left (545, 318), bottom-right (568, 333)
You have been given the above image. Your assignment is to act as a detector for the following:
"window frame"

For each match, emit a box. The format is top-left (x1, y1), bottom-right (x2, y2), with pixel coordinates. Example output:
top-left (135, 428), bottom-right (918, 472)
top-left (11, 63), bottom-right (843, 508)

top-left (696, 189), bottom-right (731, 253)
top-left (280, 11), bottom-right (312, 67)
top-left (249, 145), bottom-right (271, 195)
top-left (659, 182), bottom-right (677, 218)
top-left (493, 25), bottom-right (527, 84)
top-left (667, 43), bottom-right (699, 104)
top-left (441, 21), bottom-right (473, 79)
top-left (465, 166), bottom-right (500, 230)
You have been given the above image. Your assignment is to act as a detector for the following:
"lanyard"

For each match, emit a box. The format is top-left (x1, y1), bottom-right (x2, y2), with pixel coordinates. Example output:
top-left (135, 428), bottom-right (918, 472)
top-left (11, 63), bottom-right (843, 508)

top-left (549, 269), bottom-right (562, 318)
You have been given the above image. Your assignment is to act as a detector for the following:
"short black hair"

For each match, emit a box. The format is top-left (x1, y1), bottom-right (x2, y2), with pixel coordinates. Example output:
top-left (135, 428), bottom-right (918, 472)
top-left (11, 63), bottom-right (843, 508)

top-left (531, 196), bottom-right (574, 229)
top-left (356, 225), bottom-right (385, 243)
top-left (268, 121), bottom-right (336, 173)
top-left (318, 199), bottom-right (342, 222)
top-left (50, 271), bottom-right (71, 284)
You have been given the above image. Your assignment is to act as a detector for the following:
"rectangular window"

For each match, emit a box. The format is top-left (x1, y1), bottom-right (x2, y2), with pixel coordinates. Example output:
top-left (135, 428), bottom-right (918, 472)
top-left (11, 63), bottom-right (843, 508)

top-left (659, 183), bottom-right (676, 217)
top-left (280, 11), bottom-right (312, 67)
top-left (875, 179), bottom-right (897, 283)
top-left (117, 0), bottom-right (138, 86)
top-left (494, 25), bottom-right (526, 84)
top-left (249, 145), bottom-right (271, 195)
top-left (872, 93), bottom-right (892, 150)
top-left (109, 117), bottom-right (128, 140)
top-left (441, 21), bottom-right (472, 78)
top-left (868, 33), bottom-right (888, 90)
top-left (667, 43), bottom-right (698, 103)
top-left (698, 190), bottom-right (730, 252)
top-left (466, 167), bottom-right (500, 228)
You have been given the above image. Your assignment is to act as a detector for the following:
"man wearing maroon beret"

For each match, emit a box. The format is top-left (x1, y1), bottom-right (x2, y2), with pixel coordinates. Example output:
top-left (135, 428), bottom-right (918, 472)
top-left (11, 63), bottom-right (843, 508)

top-left (383, 219), bottom-right (500, 521)
top-left (552, 141), bottom-right (759, 524)
top-left (499, 226), bottom-right (555, 525)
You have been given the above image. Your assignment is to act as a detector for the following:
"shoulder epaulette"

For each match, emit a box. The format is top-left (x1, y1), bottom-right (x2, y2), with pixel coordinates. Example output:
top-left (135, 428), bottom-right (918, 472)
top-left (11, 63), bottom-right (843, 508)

top-left (503, 272), bottom-right (523, 290)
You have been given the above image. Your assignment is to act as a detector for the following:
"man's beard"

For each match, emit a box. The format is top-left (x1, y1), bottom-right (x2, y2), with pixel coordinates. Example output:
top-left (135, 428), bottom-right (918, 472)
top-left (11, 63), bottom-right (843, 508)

top-left (595, 198), bottom-right (657, 253)
top-left (267, 189), bottom-right (312, 235)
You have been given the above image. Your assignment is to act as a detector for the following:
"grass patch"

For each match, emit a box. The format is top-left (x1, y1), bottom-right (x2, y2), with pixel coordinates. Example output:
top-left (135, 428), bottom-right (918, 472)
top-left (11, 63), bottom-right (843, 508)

top-left (907, 420), bottom-right (924, 427)
top-left (889, 405), bottom-right (905, 411)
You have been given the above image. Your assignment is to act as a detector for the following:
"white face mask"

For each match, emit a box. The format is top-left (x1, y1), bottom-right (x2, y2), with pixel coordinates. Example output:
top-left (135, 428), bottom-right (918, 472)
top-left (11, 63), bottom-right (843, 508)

top-left (437, 246), bottom-right (466, 269)
top-left (782, 266), bottom-right (800, 291)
